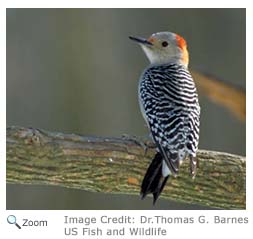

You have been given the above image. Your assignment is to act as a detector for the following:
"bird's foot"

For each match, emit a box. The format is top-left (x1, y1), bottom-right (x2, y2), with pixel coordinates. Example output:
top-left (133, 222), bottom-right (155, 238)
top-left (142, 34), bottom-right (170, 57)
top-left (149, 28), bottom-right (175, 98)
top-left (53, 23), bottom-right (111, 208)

top-left (121, 134), bottom-right (149, 155)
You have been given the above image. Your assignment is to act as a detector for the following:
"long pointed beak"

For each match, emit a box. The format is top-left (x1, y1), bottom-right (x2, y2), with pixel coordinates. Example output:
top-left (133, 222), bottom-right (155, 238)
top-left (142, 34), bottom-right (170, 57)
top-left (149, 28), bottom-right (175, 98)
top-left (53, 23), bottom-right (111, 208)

top-left (129, 36), bottom-right (153, 46)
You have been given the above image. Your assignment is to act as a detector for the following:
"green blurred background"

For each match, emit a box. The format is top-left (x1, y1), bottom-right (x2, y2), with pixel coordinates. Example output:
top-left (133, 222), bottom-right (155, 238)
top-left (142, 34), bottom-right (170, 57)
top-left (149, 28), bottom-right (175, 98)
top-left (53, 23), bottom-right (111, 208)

top-left (6, 8), bottom-right (245, 209)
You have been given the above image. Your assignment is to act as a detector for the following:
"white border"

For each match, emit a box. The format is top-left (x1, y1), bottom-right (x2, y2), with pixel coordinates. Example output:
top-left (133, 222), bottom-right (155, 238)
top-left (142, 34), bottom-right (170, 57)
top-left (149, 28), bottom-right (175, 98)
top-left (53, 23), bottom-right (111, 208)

top-left (246, 8), bottom-right (252, 211)
top-left (1, 2), bottom-right (7, 214)
top-left (2, 0), bottom-right (248, 8)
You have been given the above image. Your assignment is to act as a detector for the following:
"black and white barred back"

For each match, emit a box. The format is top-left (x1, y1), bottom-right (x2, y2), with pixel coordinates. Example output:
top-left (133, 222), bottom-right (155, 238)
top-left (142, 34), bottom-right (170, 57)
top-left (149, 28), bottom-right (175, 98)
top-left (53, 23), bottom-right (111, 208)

top-left (139, 63), bottom-right (200, 176)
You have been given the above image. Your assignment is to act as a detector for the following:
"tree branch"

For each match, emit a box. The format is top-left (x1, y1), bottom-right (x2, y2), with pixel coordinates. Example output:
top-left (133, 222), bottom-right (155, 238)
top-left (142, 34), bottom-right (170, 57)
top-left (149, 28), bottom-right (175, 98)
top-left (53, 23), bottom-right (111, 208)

top-left (6, 126), bottom-right (245, 209)
top-left (191, 70), bottom-right (246, 122)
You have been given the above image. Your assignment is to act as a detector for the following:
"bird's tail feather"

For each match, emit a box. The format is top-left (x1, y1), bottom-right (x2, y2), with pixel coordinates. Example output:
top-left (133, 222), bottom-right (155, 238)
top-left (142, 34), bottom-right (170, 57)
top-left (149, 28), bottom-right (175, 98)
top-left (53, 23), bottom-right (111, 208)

top-left (141, 152), bottom-right (169, 205)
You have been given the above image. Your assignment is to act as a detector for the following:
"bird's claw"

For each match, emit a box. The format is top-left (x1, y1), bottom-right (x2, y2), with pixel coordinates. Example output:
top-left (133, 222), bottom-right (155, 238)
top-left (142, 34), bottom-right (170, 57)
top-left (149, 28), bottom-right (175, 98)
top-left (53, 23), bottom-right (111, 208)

top-left (121, 134), bottom-right (148, 155)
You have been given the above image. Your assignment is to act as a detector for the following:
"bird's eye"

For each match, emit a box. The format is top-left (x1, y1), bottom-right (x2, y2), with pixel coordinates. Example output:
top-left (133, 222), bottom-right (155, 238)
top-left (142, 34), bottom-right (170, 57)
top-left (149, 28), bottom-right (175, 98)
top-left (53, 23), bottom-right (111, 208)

top-left (162, 41), bottom-right (168, 47)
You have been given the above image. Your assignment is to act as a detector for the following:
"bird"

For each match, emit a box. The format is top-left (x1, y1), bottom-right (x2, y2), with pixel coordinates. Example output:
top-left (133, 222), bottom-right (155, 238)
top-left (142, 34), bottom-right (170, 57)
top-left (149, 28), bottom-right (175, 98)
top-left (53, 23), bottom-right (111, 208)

top-left (129, 32), bottom-right (200, 204)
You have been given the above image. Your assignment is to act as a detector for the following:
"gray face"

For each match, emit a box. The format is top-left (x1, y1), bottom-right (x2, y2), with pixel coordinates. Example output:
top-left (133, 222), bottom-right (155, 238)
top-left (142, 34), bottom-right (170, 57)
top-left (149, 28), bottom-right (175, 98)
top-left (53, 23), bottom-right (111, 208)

top-left (130, 31), bottom-right (188, 66)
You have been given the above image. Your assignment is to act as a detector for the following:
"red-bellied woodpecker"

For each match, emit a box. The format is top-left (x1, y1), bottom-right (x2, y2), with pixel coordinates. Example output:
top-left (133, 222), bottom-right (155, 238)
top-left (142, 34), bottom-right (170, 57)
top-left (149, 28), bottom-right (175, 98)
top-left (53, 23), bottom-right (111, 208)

top-left (129, 32), bottom-right (200, 204)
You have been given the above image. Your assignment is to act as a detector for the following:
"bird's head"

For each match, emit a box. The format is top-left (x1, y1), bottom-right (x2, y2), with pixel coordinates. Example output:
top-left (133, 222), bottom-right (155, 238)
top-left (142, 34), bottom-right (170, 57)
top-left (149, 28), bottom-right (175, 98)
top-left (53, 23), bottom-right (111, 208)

top-left (129, 32), bottom-right (189, 67)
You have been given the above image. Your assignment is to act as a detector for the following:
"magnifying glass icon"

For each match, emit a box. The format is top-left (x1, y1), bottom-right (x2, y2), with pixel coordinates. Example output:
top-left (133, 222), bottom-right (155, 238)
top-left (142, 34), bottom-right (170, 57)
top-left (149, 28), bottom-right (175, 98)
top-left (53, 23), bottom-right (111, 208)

top-left (7, 215), bottom-right (21, 229)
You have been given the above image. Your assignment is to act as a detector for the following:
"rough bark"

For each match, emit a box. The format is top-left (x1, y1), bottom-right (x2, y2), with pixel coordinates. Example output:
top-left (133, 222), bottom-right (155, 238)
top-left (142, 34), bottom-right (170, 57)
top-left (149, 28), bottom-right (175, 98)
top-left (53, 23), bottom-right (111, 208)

top-left (6, 126), bottom-right (246, 209)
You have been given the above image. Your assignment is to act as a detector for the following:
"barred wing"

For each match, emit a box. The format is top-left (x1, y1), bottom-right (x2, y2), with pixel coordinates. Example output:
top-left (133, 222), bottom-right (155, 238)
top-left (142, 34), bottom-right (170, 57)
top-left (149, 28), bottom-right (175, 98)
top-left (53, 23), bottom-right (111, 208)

top-left (139, 64), bottom-right (200, 175)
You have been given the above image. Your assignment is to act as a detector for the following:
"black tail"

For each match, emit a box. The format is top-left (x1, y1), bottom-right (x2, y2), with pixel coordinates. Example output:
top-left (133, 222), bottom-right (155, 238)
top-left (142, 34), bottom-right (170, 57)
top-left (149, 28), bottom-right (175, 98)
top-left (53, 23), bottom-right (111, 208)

top-left (141, 152), bottom-right (170, 205)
